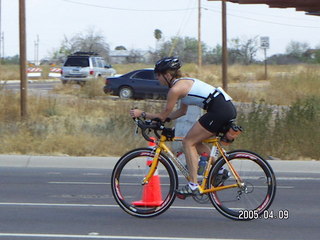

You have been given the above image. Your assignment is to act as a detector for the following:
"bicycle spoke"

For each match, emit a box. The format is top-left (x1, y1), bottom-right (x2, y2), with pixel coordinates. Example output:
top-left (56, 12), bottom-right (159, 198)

top-left (111, 148), bottom-right (177, 218)
top-left (208, 150), bottom-right (276, 220)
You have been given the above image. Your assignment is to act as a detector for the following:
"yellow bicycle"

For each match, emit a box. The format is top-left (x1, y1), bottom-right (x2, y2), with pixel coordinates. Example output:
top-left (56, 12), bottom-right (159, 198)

top-left (111, 118), bottom-right (276, 220)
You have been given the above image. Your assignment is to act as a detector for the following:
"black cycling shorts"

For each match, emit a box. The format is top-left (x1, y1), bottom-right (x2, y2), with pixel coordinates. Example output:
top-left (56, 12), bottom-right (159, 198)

top-left (198, 94), bottom-right (237, 133)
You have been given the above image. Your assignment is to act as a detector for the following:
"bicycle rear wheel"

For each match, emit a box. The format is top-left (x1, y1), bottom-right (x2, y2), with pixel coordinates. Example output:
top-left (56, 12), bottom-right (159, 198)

top-left (208, 150), bottom-right (276, 221)
top-left (111, 148), bottom-right (178, 218)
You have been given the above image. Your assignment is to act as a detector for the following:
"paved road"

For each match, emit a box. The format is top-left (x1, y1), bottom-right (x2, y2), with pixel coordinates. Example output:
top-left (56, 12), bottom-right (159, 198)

top-left (1, 80), bottom-right (59, 94)
top-left (0, 155), bottom-right (319, 240)
top-left (1, 80), bottom-right (118, 101)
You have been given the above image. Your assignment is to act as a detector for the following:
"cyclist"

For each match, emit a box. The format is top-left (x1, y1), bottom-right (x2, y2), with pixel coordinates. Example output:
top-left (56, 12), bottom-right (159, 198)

top-left (129, 56), bottom-right (237, 198)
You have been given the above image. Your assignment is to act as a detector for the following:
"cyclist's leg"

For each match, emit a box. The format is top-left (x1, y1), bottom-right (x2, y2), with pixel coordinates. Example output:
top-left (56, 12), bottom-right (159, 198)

top-left (195, 142), bottom-right (211, 156)
top-left (182, 122), bottom-right (213, 184)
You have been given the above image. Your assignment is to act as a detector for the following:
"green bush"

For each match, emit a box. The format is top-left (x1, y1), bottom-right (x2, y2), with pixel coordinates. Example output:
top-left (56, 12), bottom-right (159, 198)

top-left (233, 97), bottom-right (320, 159)
top-left (272, 96), bottom-right (320, 159)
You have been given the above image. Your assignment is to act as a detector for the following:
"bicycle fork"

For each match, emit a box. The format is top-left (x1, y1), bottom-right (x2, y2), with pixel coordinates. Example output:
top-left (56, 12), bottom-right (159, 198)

top-left (141, 147), bottom-right (161, 185)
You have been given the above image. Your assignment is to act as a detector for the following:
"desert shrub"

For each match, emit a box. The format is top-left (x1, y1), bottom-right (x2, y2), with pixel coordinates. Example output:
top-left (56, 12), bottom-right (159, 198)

top-left (271, 96), bottom-right (320, 159)
top-left (0, 64), bottom-right (319, 159)
top-left (232, 97), bottom-right (320, 159)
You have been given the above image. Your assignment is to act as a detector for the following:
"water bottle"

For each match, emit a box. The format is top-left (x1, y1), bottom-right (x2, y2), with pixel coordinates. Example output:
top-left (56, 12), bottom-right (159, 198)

top-left (197, 152), bottom-right (209, 175)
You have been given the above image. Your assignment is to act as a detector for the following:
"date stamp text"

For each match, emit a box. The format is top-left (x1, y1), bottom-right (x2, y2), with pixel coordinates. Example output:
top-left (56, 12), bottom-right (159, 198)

top-left (238, 210), bottom-right (289, 220)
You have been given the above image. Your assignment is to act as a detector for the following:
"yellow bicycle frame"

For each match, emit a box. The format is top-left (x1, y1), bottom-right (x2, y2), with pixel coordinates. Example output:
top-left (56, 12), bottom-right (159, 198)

top-left (142, 135), bottom-right (242, 194)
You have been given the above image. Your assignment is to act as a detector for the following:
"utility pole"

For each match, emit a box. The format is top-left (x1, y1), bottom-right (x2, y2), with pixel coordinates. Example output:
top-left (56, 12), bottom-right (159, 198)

top-left (207, 0), bottom-right (228, 90)
top-left (34, 35), bottom-right (39, 65)
top-left (0, 0), bottom-right (2, 61)
top-left (264, 48), bottom-right (267, 80)
top-left (221, 0), bottom-right (228, 91)
top-left (198, 0), bottom-right (202, 68)
top-left (1, 32), bottom-right (3, 59)
top-left (19, 0), bottom-right (28, 118)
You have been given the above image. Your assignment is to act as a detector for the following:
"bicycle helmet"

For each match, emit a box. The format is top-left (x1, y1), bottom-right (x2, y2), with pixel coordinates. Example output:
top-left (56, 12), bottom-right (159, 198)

top-left (154, 57), bottom-right (181, 74)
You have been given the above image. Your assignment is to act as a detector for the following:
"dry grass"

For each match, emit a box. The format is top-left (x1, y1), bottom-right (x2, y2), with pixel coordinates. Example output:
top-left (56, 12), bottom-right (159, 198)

top-left (0, 65), bottom-right (20, 80)
top-left (1, 63), bottom-right (320, 159)
top-left (0, 90), bottom-right (166, 156)
top-left (227, 64), bottom-right (320, 105)
top-left (265, 67), bottom-right (320, 105)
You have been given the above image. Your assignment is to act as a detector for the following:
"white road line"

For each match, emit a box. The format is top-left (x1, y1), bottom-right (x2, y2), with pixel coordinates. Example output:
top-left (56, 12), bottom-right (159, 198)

top-left (0, 202), bottom-right (116, 208)
top-left (48, 182), bottom-right (143, 186)
top-left (49, 181), bottom-right (107, 185)
top-left (83, 173), bottom-right (103, 176)
top-left (276, 177), bottom-right (320, 181)
top-left (0, 233), bottom-right (252, 240)
top-left (0, 202), bottom-right (215, 210)
top-left (47, 181), bottom-right (294, 188)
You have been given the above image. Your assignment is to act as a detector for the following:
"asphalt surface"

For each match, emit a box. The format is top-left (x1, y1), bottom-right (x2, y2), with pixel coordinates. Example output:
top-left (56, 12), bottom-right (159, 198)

top-left (1, 80), bottom-right (59, 94)
top-left (2, 81), bottom-right (319, 239)
top-left (1, 154), bottom-right (319, 173)
top-left (0, 155), bottom-right (320, 240)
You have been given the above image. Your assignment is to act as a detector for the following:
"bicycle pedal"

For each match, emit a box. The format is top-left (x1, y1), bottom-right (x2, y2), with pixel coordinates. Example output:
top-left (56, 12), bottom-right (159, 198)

top-left (176, 193), bottom-right (187, 200)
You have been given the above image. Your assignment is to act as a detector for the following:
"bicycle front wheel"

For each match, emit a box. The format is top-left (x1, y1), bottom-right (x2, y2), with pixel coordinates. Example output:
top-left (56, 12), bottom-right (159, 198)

top-left (208, 150), bottom-right (276, 221)
top-left (111, 148), bottom-right (178, 218)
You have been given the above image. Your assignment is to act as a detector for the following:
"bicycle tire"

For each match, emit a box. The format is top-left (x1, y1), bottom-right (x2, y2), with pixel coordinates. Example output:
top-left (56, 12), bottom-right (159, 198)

top-left (111, 148), bottom-right (178, 218)
top-left (207, 150), bottom-right (276, 221)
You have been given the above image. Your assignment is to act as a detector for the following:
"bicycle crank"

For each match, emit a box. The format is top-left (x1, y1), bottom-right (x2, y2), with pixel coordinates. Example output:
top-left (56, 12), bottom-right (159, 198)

top-left (192, 193), bottom-right (209, 204)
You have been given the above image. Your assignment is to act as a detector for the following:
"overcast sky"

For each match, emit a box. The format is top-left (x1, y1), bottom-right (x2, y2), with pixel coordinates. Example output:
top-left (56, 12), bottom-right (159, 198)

top-left (2, 0), bottom-right (320, 61)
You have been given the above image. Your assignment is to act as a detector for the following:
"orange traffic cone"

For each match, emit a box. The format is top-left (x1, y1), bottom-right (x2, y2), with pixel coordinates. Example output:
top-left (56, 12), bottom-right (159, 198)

top-left (132, 138), bottom-right (163, 207)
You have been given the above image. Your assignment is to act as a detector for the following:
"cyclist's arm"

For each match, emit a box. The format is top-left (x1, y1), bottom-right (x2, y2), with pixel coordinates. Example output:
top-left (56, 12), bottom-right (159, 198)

top-left (168, 103), bottom-right (188, 120)
top-left (131, 87), bottom-right (182, 121)
top-left (145, 87), bottom-right (181, 121)
top-left (130, 81), bottom-right (189, 121)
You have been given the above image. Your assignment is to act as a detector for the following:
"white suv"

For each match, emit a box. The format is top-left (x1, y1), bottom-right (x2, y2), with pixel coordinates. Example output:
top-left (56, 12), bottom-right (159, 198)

top-left (61, 52), bottom-right (116, 85)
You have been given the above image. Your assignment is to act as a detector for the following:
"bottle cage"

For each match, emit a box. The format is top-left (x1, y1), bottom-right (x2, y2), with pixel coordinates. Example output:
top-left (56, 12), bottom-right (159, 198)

top-left (220, 122), bottom-right (243, 146)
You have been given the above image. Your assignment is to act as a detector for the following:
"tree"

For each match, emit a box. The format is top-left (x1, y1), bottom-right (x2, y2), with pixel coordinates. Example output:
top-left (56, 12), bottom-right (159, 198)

top-left (154, 29), bottom-right (162, 41)
top-left (228, 36), bottom-right (259, 65)
top-left (313, 44), bottom-right (320, 63)
top-left (51, 28), bottom-right (110, 61)
top-left (115, 46), bottom-right (127, 50)
top-left (127, 49), bottom-right (144, 63)
top-left (286, 41), bottom-right (310, 59)
top-left (154, 29), bottom-right (163, 53)
top-left (203, 44), bottom-right (222, 64)
top-left (1, 55), bottom-right (20, 64)
top-left (267, 54), bottom-right (301, 65)
top-left (157, 36), bottom-right (207, 63)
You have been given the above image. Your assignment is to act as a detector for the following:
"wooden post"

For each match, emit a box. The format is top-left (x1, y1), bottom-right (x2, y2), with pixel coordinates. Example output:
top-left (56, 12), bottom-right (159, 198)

top-left (264, 48), bottom-right (268, 80)
top-left (19, 0), bottom-right (28, 118)
top-left (198, 0), bottom-right (202, 68)
top-left (222, 0), bottom-right (228, 91)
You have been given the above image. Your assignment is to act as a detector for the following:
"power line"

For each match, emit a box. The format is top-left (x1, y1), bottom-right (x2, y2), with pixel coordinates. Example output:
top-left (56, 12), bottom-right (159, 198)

top-left (203, 3), bottom-right (319, 23)
top-left (61, 0), bottom-right (196, 12)
top-left (169, 0), bottom-right (195, 55)
top-left (61, 0), bottom-right (320, 28)
top-left (203, 7), bottom-right (320, 29)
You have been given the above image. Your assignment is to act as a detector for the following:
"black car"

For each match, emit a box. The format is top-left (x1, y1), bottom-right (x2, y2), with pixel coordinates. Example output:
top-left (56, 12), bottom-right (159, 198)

top-left (103, 69), bottom-right (168, 99)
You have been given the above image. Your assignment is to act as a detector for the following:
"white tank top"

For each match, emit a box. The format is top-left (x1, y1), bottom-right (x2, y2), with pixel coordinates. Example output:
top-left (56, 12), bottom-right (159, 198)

top-left (172, 77), bottom-right (232, 109)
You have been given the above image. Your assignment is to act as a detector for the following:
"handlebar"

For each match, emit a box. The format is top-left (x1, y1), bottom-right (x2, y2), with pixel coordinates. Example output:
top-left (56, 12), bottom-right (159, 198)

top-left (133, 118), bottom-right (166, 143)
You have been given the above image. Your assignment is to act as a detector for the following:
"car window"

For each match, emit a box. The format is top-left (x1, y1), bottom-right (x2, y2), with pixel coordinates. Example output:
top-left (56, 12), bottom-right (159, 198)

top-left (92, 58), bottom-right (101, 67)
top-left (97, 58), bottom-right (104, 68)
top-left (64, 57), bottom-right (89, 67)
top-left (132, 70), bottom-right (156, 80)
top-left (100, 59), bottom-right (106, 67)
